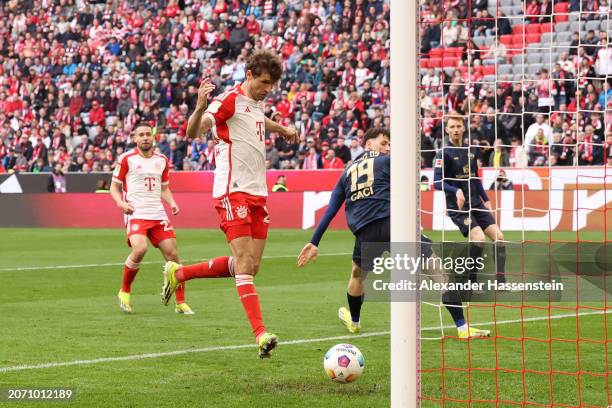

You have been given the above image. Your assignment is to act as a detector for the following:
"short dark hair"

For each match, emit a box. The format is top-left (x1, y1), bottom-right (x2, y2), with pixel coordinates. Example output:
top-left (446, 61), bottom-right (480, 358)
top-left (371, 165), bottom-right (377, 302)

top-left (133, 122), bottom-right (152, 133)
top-left (246, 50), bottom-right (283, 82)
top-left (362, 127), bottom-right (390, 147)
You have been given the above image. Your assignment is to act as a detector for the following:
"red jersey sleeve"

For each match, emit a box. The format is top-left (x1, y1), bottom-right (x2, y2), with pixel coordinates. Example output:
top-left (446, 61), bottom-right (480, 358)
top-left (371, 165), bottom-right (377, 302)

top-left (204, 91), bottom-right (237, 142)
top-left (161, 157), bottom-right (170, 185)
top-left (112, 153), bottom-right (129, 183)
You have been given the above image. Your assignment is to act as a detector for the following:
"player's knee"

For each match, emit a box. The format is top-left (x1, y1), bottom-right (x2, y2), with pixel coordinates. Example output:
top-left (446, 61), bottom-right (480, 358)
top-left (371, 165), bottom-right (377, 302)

top-left (166, 249), bottom-right (179, 262)
top-left (494, 230), bottom-right (505, 242)
top-left (470, 229), bottom-right (486, 242)
top-left (235, 254), bottom-right (255, 275)
top-left (351, 264), bottom-right (362, 279)
top-left (252, 262), bottom-right (261, 276)
top-left (131, 246), bottom-right (147, 261)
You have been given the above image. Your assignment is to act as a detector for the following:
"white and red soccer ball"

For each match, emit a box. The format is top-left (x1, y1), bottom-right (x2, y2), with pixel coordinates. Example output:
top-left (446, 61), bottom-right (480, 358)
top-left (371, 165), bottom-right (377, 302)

top-left (323, 344), bottom-right (365, 383)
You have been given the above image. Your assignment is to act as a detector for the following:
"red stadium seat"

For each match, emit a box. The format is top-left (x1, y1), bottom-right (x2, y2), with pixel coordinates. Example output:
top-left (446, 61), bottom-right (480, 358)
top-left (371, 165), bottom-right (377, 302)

top-left (483, 65), bottom-right (496, 76)
top-left (446, 47), bottom-right (464, 58)
top-left (428, 58), bottom-right (442, 68)
top-left (526, 33), bottom-right (541, 44)
top-left (420, 59), bottom-right (430, 69)
top-left (512, 24), bottom-right (525, 35)
top-left (513, 34), bottom-right (525, 47)
top-left (500, 35), bottom-right (513, 45)
top-left (526, 24), bottom-right (540, 34)
top-left (442, 57), bottom-right (458, 68)
top-left (553, 3), bottom-right (570, 23)
top-left (429, 48), bottom-right (443, 58)
top-left (538, 23), bottom-right (552, 33)
top-left (554, 2), bottom-right (570, 13)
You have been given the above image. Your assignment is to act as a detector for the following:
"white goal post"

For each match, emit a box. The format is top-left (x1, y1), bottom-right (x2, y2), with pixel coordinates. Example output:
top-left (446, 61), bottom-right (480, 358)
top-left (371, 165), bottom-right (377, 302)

top-left (390, 0), bottom-right (419, 407)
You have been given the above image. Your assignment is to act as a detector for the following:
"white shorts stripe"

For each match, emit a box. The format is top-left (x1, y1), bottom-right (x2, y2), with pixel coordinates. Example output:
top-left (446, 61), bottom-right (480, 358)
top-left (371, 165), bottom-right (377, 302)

top-left (224, 197), bottom-right (234, 221)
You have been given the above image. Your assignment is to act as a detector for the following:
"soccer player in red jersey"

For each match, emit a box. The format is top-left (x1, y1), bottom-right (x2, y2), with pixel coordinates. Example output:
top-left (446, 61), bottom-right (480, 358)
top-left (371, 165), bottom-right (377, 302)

top-left (161, 50), bottom-right (297, 358)
top-left (110, 122), bottom-right (193, 315)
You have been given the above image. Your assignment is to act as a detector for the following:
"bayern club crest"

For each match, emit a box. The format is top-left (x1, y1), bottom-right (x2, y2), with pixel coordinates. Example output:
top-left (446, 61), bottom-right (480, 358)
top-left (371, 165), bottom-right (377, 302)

top-left (236, 205), bottom-right (248, 219)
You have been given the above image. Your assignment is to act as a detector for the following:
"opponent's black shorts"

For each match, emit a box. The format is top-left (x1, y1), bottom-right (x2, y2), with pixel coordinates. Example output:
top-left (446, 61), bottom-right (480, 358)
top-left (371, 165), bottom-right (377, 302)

top-left (353, 217), bottom-right (390, 271)
top-left (421, 233), bottom-right (433, 259)
top-left (447, 201), bottom-right (496, 237)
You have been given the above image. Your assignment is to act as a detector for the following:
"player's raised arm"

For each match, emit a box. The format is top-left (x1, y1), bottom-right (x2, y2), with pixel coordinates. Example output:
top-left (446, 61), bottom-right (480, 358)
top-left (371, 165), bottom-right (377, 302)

top-left (297, 179), bottom-right (346, 267)
top-left (187, 79), bottom-right (216, 139)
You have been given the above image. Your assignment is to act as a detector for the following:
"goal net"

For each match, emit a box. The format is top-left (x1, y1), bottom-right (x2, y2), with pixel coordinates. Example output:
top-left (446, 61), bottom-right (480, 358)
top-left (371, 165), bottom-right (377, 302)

top-left (418, 0), bottom-right (612, 406)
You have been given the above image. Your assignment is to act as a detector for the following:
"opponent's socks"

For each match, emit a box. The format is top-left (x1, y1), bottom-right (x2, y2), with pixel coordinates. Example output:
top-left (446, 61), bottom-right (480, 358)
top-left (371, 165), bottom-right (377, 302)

top-left (176, 256), bottom-right (233, 282)
top-left (442, 290), bottom-right (466, 328)
top-left (468, 242), bottom-right (484, 284)
top-left (347, 293), bottom-right (363, 324)
top-left (235, 274), bottom-right (266, 340)
top-left (121, 256), bottom-right (140, 293)
top-left (495, 242), bottom-right (507, 283)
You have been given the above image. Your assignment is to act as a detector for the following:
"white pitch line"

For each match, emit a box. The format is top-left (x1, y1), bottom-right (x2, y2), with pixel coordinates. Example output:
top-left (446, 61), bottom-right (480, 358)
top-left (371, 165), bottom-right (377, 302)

top-left (0, 253), bottom-right (352, 272)
top-left (1, 309), bottom-right (610, 373)
top-left (0, 331), bottom-right (389, 373)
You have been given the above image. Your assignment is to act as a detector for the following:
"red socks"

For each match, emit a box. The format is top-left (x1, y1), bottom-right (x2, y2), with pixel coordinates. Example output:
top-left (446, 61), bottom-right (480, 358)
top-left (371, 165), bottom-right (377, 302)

top-left (235, 274), bottom-right (266, 340)
top-left (121, 256), bottom-right (140, 293)
top-left (169, 256), bottom-right (265, 340)
top-left (176, 256), bottom-right (233, 282)
top-left (121, 256), bottom-right (187, 304)
top-left (175, 282), bottom-right (186, 303)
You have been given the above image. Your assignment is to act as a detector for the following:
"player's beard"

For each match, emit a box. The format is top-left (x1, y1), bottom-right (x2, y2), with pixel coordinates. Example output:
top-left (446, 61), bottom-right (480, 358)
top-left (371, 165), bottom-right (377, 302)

top-left (138, 143), bottom-right (152, 152)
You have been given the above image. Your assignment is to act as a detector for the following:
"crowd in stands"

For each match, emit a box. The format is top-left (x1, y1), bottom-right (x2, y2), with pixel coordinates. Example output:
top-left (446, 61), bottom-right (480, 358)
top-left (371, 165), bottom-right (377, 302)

top-left (420, 0), bottom-right (612, 168)
top-left (0, 0), bottom-right (390, 174)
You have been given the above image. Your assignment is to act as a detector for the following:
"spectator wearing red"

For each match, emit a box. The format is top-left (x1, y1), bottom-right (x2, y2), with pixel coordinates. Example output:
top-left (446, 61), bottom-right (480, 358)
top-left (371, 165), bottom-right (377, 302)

top-left (213, 0), bottom-right (228, 16)
top-left (89, 100), bottom-right (105, 127)
top-left (165, 0), bottom-right (181, 18)
top-left (322, 147), bottom-right (345, 169)
top-left (246, 15), bottom-right (260, 36)
top-left (275, 90), bottom-right (293, 119)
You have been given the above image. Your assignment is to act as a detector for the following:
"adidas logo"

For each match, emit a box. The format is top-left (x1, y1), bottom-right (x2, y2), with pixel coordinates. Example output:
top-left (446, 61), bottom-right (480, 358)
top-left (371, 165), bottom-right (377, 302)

top-left (244, 106), bottom-right (251, 113)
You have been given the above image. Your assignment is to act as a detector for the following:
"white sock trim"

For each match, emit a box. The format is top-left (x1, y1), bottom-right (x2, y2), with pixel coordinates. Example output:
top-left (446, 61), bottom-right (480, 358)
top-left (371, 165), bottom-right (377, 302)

top-left (125, 256), bottom-right (140, 270)
top-left (235, 274), bottom-right (253, 287)
top-left (228, 256), bottom-right (235, 277)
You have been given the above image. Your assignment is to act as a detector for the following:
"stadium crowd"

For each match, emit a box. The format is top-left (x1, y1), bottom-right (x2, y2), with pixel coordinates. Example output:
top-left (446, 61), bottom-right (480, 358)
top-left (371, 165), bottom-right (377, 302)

top-left (420, 0), bottom-right (612, 168)
top-left (0, 0), bottom-right (390, 174)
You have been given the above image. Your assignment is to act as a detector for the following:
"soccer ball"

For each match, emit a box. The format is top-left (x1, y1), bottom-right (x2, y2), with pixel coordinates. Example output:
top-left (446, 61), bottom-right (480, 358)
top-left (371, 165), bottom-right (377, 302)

top-left (323, 343), bottom-right (365, 383)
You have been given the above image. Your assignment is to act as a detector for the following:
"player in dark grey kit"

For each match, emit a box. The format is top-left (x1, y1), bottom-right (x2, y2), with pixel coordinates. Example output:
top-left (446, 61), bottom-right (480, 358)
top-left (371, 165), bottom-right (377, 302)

top-left (298, 128), bottom-right (390, 333)
top-left (297, 127), bottom-right (490, 338)
top-left (433, 114), bottom-right (506, 284)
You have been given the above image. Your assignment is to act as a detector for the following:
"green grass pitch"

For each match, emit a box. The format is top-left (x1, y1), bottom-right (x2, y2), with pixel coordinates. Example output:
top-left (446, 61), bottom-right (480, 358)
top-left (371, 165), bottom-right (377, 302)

top-left (0, 228), bottom-right (609, 407)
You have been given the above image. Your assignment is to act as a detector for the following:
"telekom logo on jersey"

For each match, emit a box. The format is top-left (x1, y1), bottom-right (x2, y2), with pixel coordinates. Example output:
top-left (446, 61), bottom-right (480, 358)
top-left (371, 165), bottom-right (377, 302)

top-left (144, 177), bottom-right (156, 191)
top-left (256, 121), bottom-right (265, 141)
